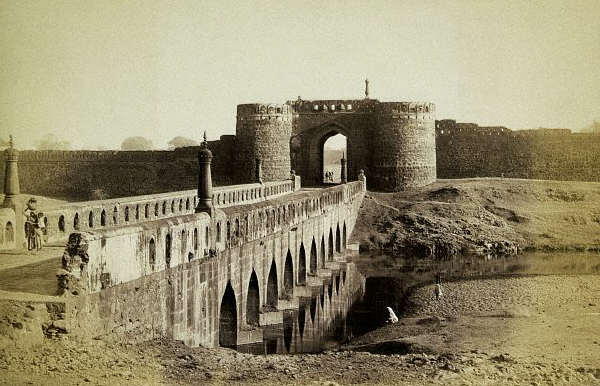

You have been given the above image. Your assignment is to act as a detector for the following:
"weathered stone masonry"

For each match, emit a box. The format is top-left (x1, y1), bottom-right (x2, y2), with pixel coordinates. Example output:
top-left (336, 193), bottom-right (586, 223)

top-left (436, 120), bottom-right (600, 181)
top-left (60, 180), bottom-right (366, 349)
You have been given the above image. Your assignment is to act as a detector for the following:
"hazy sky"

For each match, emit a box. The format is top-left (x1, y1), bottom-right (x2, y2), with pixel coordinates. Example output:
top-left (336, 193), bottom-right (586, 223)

top-left (1, 0), bottom-right (599, 149)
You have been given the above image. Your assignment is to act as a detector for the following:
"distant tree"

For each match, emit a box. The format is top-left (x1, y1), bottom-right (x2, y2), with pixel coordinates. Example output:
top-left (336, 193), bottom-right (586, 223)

top-left (90, 189), bottom-right (109, 200)
top-left (35, 134), bottom-right (72, 150)
top-left (121, 136), bottom-right (153, 150)
top-left (168, 136), bottom-right (199, 150)
top-left (580, 120), bottom-right (600, 133)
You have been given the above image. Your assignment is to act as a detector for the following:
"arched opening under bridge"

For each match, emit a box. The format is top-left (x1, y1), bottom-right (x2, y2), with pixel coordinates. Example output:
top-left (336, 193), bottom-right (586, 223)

top-left (246, 270), bottom-right (260, 326)
top-left (219, 282), bottom-right (237, 348)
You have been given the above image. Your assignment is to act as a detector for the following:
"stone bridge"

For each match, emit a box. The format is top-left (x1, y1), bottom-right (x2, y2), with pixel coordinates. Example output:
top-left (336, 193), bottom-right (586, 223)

top-left (60, 178), bottom-right (366, 350)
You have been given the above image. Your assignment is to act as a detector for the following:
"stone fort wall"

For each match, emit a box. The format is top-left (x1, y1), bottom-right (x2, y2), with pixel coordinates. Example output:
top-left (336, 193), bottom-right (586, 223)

top-left (436, 120), bottom-right (600, 181)
top-left (0, 137), bottom-right (238, 200)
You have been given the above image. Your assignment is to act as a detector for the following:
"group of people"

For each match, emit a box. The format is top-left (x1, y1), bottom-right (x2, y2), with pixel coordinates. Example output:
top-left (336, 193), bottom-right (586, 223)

top-left (324, 170), bottom-right (335, 182)
top-left (24, 198), bottom-right (45, 251)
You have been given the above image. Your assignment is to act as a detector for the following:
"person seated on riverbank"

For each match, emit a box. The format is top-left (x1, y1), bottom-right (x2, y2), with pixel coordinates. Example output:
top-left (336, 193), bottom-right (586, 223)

top-left (386, 307), bottom-right (398, 324)
top-left (434, 283), bottom-right (443, 300)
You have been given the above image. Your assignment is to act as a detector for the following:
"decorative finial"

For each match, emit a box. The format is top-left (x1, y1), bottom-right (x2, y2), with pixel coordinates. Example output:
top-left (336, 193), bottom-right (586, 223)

top-left (365, 78), bottom-right (370, 99)
top-left (9, 135), bottom-right (13, 149)
top-left (201, 131), bottom-right (209, 149)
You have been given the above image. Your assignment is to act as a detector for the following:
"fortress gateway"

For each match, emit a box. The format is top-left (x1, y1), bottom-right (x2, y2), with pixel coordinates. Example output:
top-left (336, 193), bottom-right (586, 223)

top-left (238, 83), bottom-right (437, 192)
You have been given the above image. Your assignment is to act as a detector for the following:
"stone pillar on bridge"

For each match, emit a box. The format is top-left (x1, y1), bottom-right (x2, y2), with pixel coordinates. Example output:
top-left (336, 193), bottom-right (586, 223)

top-left (340, 153), bottom-right (347, 184)
top-left (2, 136), bottom-right (20, 208)
top-left (2, 135), bottom-right (26, 248)
top-left (196, 132), bottom-right (214, 216)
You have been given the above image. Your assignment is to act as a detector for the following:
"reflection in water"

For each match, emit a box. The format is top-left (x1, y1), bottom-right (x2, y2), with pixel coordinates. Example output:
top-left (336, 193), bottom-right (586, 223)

top-left (298, 308), bottom-right (306, 338)
top-left (237, 251), bottom-right (600, 355)
top-left (283, 311), bottom-right (293, 353)
top-left (347, 251), bottom-right (600, 338)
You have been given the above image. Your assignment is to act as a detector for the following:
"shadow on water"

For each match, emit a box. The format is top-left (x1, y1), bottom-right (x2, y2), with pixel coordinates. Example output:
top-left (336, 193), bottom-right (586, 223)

top-left (238, 251), bottom-right (600, 355)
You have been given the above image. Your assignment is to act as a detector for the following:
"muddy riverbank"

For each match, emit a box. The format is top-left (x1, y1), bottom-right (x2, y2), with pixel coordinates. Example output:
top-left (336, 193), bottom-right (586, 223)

top-left (354, 178), bottom-right (600, 257)
top-left (2, 271), bottom-right (599, 385)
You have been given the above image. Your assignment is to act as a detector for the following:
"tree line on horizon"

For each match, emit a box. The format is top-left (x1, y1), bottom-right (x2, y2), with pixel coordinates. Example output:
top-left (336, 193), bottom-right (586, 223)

top-left (2, 121), bottom-right (599, 151)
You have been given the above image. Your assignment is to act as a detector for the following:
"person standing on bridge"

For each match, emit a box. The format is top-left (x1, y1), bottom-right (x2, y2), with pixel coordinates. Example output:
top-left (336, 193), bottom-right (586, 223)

top-left (23, 198), bottom-right (44, 251)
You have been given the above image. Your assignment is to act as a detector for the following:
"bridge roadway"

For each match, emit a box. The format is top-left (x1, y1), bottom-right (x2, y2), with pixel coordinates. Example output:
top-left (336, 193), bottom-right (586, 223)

top-left (59, 179), bottom-right (366, 349)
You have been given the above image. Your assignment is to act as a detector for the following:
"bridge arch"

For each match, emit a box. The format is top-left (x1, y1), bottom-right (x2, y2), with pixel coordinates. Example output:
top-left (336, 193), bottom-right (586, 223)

top-left (246, 270), bottom-right (260, 326)
top-left (283, 250), bottom-right (294, 295)
top-left (298, 243), bottom-right (306, 285)
top-left (310, 237), bottom-right (317, 274)
top-left (219, 281), bottom-right (237, 348)
top-left (149, 238), bottom-right (156, 270)
top-left (165, 233), bottom-right (172, 268)
top-left (5, 222), bottom-right (13, 243)
top-left (73, 213), bottom-right (80, 231)
top-left (336, 223), bottom-right (341, 254)
top-left (328, 228), bottom-right (334, 261)
top-left (266, 259), bottom-right (278, 307)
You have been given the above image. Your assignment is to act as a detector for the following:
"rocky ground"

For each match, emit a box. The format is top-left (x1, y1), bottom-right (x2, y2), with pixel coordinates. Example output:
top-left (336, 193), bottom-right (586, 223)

top-left (2, 274), bottom-right (599, 385)
top-left (354, 178), bottom-right (600, 257)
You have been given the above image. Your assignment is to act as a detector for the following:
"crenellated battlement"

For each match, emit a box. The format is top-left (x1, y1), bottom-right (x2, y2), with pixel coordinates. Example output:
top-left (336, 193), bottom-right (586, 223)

top-left (237, 103), bottom-right (293, 117)
top-left (287, 98), bottom-right (378, 113)
top-left (286, 98), bottom-right (436, 117)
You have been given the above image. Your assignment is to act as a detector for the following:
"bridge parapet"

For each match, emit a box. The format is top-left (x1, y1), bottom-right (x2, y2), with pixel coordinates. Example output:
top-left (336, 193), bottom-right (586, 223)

top-left (35, 179), bottom-right (299, 247)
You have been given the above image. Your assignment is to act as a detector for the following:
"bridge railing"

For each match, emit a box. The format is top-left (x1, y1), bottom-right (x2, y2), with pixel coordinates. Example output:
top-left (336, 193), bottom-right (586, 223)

top-left (216, 180), bottom-right (365, 249)
top-left (60, 179), bottom-right (365, 294)
top-left (39, 179), bottom-right (298, 244)
top-left (213, 179), bottom-right (296, 208)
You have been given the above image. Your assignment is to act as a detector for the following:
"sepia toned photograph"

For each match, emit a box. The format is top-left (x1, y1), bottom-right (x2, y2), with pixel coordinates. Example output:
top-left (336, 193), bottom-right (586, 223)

top-left (0, 0), bottom-right (599, 385)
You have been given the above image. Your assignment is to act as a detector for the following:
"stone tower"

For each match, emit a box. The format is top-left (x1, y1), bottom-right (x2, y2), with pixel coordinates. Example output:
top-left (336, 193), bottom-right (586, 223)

top-left (236, 103), bottom-right (293, 183)
top-left (371, 102), bottom-right (437, 191)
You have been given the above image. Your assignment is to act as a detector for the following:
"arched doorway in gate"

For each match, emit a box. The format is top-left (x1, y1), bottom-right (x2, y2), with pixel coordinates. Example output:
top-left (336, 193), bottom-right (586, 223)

top-left (219, 282), bottom-right (237, 348)
top-left (293, 122), bottom-right (354, 187)
top-left (321, 132), bottom-right (347, 184)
